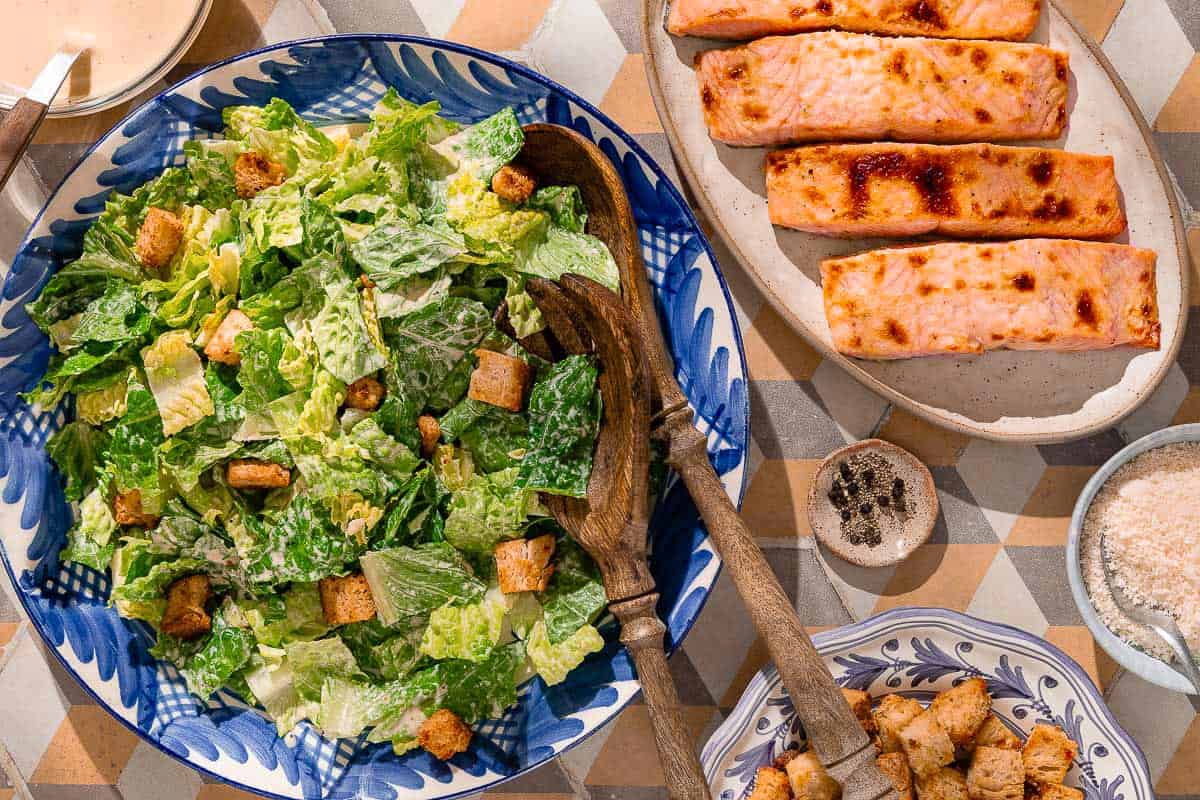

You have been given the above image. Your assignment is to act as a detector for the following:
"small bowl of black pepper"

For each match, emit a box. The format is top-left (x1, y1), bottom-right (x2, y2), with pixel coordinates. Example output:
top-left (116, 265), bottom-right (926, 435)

top-left (807, 439), bottom-right (938, 567)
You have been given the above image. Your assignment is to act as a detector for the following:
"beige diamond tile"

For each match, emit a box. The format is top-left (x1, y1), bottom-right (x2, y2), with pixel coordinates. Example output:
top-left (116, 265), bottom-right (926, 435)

top-left (447, 0), bottom-right (554, 52)
top-left (877, 409), bottom-right (969, 467)
top-left (740, 458), bottom-right (820, 538)
top-left (741, 304), bottom-right (823, 382)
top-left (1005, 466), bottom-right (1096, 547)
top-left (955, 440), bottom-right (1046, 542)
top-left (966, 549), bottom-right (1048, 636)
top-left (1041, 626), bottom-right (1120, 692)
top-left (599, 55), bottom-right (663, 134)
top-left (1157, 55), bottom-right (1200, 132)
top-left (1156, 714), bottom-right (1200, 795)
top-left (30, 706), bottom-right (140, 785)
top-left (1057, 0), bottom-right (1126, 43)
top-left (1103, 0), bottom-right (1196, 121)
top-left (873, 544), bottom-right (1001, 613)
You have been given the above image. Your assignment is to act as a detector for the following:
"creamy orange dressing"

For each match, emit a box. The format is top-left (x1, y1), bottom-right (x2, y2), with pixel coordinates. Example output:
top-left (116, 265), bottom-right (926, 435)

top-left (2, 0), bottom-right (202, 104)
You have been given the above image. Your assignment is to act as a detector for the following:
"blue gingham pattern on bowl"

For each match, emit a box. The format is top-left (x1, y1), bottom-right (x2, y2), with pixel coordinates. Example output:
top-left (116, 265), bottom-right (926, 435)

top-left (702, 608), bottom-right (1153, 800)
top-left (0, 36), bottom-right (749, 800)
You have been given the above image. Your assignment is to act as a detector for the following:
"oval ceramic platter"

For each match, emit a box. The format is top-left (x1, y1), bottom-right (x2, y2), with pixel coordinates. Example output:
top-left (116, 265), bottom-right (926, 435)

top-left (703, 609), bottom-right (1153, 800)
top-left (0, 36), bottom-right (750, 800)
top-left (641, 0), bottom-right (1189, 443)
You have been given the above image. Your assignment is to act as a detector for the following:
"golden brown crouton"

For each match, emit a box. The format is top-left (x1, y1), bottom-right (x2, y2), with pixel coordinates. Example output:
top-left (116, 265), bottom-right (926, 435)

top-left (113, 489), bottom-right (160, 528)
top-left (468, 349), bottom-right (532, 412)
top-left (226, 459), bottom-right (291, 490)
top-left (318, 574), bottom-right (377, 625)
top-left (915, 767), bottom-right (968, 800)
top-left (966, 747), bottom-right (1023, 800)
top-left (160, 574), bottom-right (212, 640)
top-left (749, 765), bottom-right (791, 800)
top-left (772, 744), bottom-right (801, 770)
top-left (900, 710), bottom-right (956, 779)
top-left (345, 376), bottom-right (386, 411)
top-left (874, 694), bottom-right (924, 754)
top-left (494, 534), bottom-right (556, 593)
top-left (359, 274), bottom-right (376, 289)
top-left (135, 207), bottom-right (184, 271)
top-left (1022, 724), bottom-right (1076, 787)
top-left (930, 678), bottom-right (992, 746)
top-left (876, 752), bottom-right (914, 800)
top-left (234, 151), bottom-right (287, 199)
top-left (841, 687), bottom-right (877, 735)
top-left (491, 163), bottom-right (537, 204)
top-left (203, 309), bottom-right (254, 365)
top-left (973, 715), bottom-right (1022, 752)
top-left (417, 415), bottom-right (440, 459)
top-left (784, 751), bottom-right (840, 800)
top-left (1028, 785), bottom-right (1083, 800)
top-left (418, 708), bottom-right (472, 760)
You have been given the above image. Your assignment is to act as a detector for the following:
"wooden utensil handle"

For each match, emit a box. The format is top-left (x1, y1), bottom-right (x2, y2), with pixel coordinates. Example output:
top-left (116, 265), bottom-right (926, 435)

top-left (662, 413), bottom-right (894, 798)
top-left (611, 593), bottom-right (712, 800)
top-left (0, 98), bottom-right (47, 190)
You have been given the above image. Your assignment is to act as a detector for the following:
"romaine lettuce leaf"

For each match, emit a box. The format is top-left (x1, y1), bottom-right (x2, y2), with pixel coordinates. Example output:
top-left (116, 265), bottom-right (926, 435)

top-left (46, 421), bottom-right (109, 502)
top-left (142, 330), bottom-right (214, 437)
top-left (266, 370), bottom-right (345, 439)
top-left (208, 241), bottom-right (240, 297)
top-left (438, 398), bottom-right (528, 473)
top-left (72, 280), bottom-right (152, 345)
top-left (110, 554), bottom-right (206, 624)
top-left (75, 366), bottom-right (135, 425)
top-left (443, 467), bottom-right (539, 552)
top-left (234, 327), bottom-right (293, 412)
top-left (286, 637), bottom-right (364, 701)
top-left (183, 139), bottom-right (239, 210)
top-left (525, 619), bottom-right (603, 686)
top-left (373, 271), bottom-right (452, 319)
top-left (434, 108), bottom-right (523, 183)
top-left (238, 245), bottom-right (290, 301)
top-left (340, 617), bottom-right (424, 681)
top-left (419, 589), bottom-right (506, 661)
top-left (350, 220), bottom-right (471, 289)
top-left (540, 537), bottom-right (606, 645)
top-left (521, 226), bottom-right (619, 292)
top-left (381, 297), bottom-right (493, 411)
top-left (345, 418), bottom-right (419, 478)
top-left (223, 99), bottom-right (336, 183)
top-left (243, 650), bottom-right (319, 735)
top-left (60, 487), bottom-right (117, 571)
top-left (526, 185), bottom-right (587, 233)
top-left (299, 197), bottom-right (347, 263)
top-left (240, 496), bottom-right (365, 586)
top-left (518, 355), bottom-right (600, 498)
top-left (311, 278), bottom-right (387, 384)
top-left (245, 182), bottom-right (304, 251)
top-left (360, 542), bottom-right (485, 626)
top-left (26, 255), bottom-right (143, 333)
top-left (177, 601), bottom-right (256, 699)
top-left (238, 583), bottom-right (330, 647)
top-left (104, 381), bottom-right (167, 514)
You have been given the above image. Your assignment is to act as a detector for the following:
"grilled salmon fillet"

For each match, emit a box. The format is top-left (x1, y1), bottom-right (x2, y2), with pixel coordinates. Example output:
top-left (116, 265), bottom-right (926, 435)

top-left (668, 0), bottom-right (1040, 41)
top-left (696, 31), bottom-right (1068, 146)
top-left (822, 240), bottom-right (1159, 359)
top-left (767, 143), bottom-right (1124, 239)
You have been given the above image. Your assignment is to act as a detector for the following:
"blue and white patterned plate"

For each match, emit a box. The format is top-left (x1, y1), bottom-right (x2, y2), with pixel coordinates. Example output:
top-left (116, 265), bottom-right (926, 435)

top-left (703, 608), bottom-right (1152, 800)
top-left (0, 36), bottom-right (749, 800)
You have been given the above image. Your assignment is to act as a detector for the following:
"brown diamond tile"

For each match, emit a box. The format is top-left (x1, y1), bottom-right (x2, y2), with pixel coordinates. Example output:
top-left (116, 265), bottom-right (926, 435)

top-left (878, 409), bottom-right (969, 466)
top-left (1156, 714), bottom-right (1200, 795)
top-left (873, 544), bottom-right (1000, 613)
top-left (1042, 626), bottom-right (1119, 692)
top-left (1158, 55), bottom-right (1200, 132)
top-left (195, 784), bottom-right (262, 800)
top-left (1056, 0), bottom-right (1126, 43)
top-left (585, 705), bottom-right (715, 787)
top-left (447, 0), bottom-right (554, 52)
top-left (1189, 228), bottom-right (1200, 307)
top-left (182, 0), bottom-right (275, 65)
top-left (25, 787), bottom-right (124, 800)
top-left (741, 459), bottom-right (821, 538)
top-left (29, 706), bottom-right (140, 785)
top-left (1173, 387), bottom-right (1200, 423)
top-left (599, 55), bottom-right (663, 135)
top-left (0, 788), bottom-right (11, 800)
top-left (484, 759), bottom-right (574, 795)
top-left (742, 305), bottom-right (822, 381)
top-left (1005, 466), bottom-right (1096, 547)
top-left (0, 623), bottom-right (18, 647)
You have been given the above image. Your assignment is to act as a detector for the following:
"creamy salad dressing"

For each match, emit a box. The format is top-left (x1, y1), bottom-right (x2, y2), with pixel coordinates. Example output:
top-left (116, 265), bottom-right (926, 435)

top-left (2, 0), bottom-right (202, 103)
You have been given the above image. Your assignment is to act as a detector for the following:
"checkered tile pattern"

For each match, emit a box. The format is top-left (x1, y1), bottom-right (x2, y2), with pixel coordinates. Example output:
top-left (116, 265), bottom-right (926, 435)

top-left (4, 0), bottom-right (1200, 797)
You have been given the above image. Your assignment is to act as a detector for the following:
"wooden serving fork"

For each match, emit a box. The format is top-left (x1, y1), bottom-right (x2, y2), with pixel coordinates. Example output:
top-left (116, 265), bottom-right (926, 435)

top-left (526, 275), bottom-right (712, 800)
top-left (518, 125), bottom-right (894, 799)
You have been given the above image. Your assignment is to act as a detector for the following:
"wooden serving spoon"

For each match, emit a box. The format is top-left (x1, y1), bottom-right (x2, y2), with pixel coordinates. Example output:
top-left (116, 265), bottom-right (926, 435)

top-left (518, 124), bottom-right (895, 799)
top-left (526, 275), bottom-right (711, 800)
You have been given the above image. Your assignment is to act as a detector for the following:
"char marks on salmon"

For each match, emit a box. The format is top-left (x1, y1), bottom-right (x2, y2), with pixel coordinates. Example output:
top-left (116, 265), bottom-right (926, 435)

top-left (695, 31), bottom-right (1068, 146)
top-left (766, 143), bottom-right (1124, 239)
top-left (667, 0), bottom-right (1040, 41)
top-left (821, 240), bottom-right (1159, 359)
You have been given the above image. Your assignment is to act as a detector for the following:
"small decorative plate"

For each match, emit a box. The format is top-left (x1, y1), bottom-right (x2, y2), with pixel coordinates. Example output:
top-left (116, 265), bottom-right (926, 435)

top-left (0, 35), bottom-right (749, 800)
top-left (703, 608), bottom-right (1152, 800)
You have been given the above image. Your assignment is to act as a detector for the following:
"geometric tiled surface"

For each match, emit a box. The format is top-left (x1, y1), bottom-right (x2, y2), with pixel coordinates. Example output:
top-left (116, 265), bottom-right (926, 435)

top-left (4, 0), bottom-right (1200, 797)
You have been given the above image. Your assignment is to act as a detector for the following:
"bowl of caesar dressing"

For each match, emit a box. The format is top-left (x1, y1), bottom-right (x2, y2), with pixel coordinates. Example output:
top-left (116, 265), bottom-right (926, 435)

top-left (0, 0), bottom-right (212, 116)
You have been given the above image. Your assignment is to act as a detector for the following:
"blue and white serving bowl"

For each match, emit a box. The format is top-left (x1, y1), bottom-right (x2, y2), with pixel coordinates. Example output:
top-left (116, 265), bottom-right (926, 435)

top-left (0, 36), bottom-right (749, 800)
top-left (703, 608), bottom-right (1152, 800)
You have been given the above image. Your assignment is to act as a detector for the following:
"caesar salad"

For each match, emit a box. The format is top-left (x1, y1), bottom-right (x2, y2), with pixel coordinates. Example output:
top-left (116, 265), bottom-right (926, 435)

top-left (26, 92), bottom-right (622, 760)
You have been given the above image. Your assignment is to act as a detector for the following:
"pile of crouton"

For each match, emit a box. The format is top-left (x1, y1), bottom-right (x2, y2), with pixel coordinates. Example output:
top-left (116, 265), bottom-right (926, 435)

top-left (749, 679), bottom-right (1080, 800)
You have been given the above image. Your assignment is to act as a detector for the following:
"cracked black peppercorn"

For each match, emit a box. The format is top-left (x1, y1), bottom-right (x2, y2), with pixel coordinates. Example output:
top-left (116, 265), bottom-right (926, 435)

top-left (839, 462), bottom-right (852, 481)
top-left (840, 509), bottom-right (852, 522)
top-left (859, 503), bottom-right (872, 515)
top-left (878, 494), bottom-right (890, 507)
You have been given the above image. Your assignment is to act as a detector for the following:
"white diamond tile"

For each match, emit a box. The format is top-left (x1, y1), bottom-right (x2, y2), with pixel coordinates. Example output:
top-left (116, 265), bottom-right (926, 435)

top-left (966, 549), bottom-right (1049, 636)
top-left (809, 360), bottom-right (890, 444)
top-left (956, 440), bottom-right (1046, 542)
top-left (1104, 670), bottom-right (1197, 781)
top-left (261, 0), bottom-right (335, 41)
top-left (528, 0), bottom-right (628, 106)
top-left (117, 741), bottom-right (203, 800)
top-left (680, 571), bottom-right (759, 704)
top-left (817, 543), bottom-right (895, 622)
top-left (1102, 0), bottom-right (1196, 122)
top-left (0, 632), bottom-right (69, 775)
top-left (1118, 362), bottom-right (1189, 443)
top-left (408, 0), bottom-right (468, 38)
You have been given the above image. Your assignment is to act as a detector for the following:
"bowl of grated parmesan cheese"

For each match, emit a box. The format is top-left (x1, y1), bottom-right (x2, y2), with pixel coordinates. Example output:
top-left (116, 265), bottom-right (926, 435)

top-left (1069, 423), bottom-right (1200, 694)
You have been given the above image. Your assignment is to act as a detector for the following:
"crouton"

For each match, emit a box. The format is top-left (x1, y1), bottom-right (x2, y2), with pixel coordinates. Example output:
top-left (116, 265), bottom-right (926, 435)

top-left (491, 163), bottom-right (537, 204)
top-left (930, 678), bottom-right (991, 746)
top-left (915, 767), bottom-right (968, 800)
top-left (749, 766), bottom-right (791, 800)
top-left (204, 309), bottom-right (254, 365)
top-left (900, 710), bottom-right (956, 779)
top-left (418, 708), bottom-right (472, 760)
top-left (1022, 724), bottom-right (1076, 786)
top-left (784, 751), bottom-right (841, 800)
top-left (1028, 785), bottom-right (1083, 800)
top-left (160, 574), bottom-right (212, 640)
top-left (966, 747), bottom-right (1023, 800)
top-left (418, 414), bottom-right (440, 459)
top-left (234, 151), bottom-right (287, 198)
top-left (841, 687), bottom-right (877, 735)
top-left (359, 274), bottom-right (375, 289)
top-left (495, 534), bottom-right (556, 593)
top-left (973, 715), bottom-right (1022, 752)
top-left (318, 574), bottom-right (376, 625)
top-left (226, 459), bottom-right (291, 490)
top-left (135, 207), bottom-right (184, 270)
top-left (773, 744), bottom-right (801, 770)
top-left (113, 489), bottom-right (159, 528)
top-left (874, 694), bottom-right (924, 754)
top-left (876, 752), bottom-right (914, 800)
top-left (345, 376), bottom-right (386, 411)
top-left (468, 349), bottom-right (532, 412)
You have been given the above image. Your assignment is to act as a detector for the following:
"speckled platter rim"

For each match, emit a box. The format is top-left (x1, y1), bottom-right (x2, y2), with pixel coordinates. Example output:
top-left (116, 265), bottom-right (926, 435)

top-left (639, 0), bottom-right (1190, 445)
top-left (1067, 423), bottom-right (1200, 694)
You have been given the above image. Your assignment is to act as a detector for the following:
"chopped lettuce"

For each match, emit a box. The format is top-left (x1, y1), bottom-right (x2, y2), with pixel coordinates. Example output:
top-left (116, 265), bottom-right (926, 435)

top-left (419, 589), bottom-right (507, 661)
top-left (176, 600), bottom-right (256, 698)
top-left (239, 582), bottom-right (330, 647)
top-left (46, 421), bottom-right (109, 502)
top-left (541, 537), bottom-right (607, 645)
top-left (526, 620), bottom-right (604, 686)
top-left (443, 467), bottom-right (540, 552)
top-left (240, 496), bottom-right (365, 586)
top-left (310, 278), bottom-right (387, 384)
top-left (286, 637), bottom-right (364, 700)
top-left (382, 297), bottom-right (492, 411)
top-left (142, 330), bottom-right (214, 437)
top-left (518, 355), bottom-right (600, 498)
top-left (104, 381), bottom-right (168, 514)
top-left (360, 543), bottom-right (485, 626)
top-left (60, 487), bottom-right (118, 571)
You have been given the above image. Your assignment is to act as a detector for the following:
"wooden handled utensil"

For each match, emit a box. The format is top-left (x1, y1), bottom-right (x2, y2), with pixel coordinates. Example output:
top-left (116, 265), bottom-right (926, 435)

top-left (0, 40), bottom-right (88, 190)
top-left (527, 275), bottom-right (711, 800)
top-left (518, 124), bottom-right (894, 799)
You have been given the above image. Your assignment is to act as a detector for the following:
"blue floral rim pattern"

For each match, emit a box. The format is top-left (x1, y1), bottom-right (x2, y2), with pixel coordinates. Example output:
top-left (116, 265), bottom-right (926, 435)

top-left (0, 35), bottom-right (750, 800)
